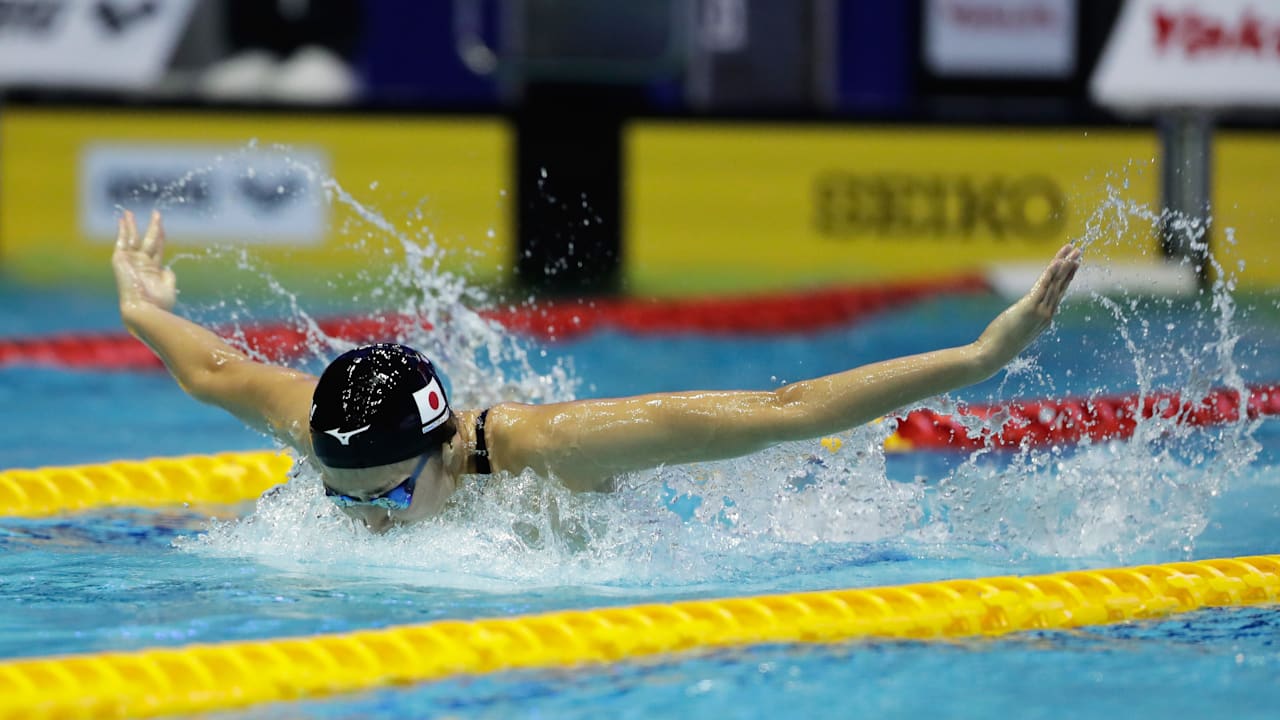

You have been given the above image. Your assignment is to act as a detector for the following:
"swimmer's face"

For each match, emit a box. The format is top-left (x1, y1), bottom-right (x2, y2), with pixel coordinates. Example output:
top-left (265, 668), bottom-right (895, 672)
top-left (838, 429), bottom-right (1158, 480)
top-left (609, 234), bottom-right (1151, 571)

top-left (321, 453), bottom-right (457, 533)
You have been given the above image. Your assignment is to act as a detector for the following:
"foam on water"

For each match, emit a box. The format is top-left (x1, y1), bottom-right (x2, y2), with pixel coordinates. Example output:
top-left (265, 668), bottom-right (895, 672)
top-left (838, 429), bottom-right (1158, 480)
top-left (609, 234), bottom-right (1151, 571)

top-left (915, 188), bottom-right (1263, 562)
top-left (173, 150), bottom-right (1268, 587)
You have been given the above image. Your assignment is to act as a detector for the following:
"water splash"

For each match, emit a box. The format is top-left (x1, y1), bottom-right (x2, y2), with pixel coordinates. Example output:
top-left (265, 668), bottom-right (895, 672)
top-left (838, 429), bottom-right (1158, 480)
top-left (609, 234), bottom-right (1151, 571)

top-left (167, 147), bottom-right (579, 410)
top-left (908, 187), bottom-right (1263, 562)
top-left (183, 426), bottom-right (921, 589)
top-left (176, 151), bottom-right (1269, 585)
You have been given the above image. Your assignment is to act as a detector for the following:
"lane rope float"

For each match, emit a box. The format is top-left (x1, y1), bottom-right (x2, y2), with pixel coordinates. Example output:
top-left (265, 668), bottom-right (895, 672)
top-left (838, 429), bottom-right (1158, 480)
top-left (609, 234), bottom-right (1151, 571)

top-left (0, 452), bottom-right (292, 518)
top-left (891, 384), bottom-right (1280, 451)
top-left (0, 554), bottom-right (1276, 720)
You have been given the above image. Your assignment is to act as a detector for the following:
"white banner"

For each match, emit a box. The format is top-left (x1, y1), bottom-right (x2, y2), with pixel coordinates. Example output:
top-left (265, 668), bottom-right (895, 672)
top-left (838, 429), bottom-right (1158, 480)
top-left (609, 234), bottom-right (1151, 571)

top-left (0, 0), bottom-right (194, 88)
top-left (924, 0), bottom-right (1077, 77)
top-left (79, 145), bottom-right (331, 245)
top-left (1091, 0), bottom-right (1280, 110)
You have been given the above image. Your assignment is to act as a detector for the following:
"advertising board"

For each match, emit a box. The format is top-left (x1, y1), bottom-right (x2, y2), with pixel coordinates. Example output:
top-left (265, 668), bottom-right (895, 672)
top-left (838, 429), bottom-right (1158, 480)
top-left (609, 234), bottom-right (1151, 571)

top-left (0, 0), bottom-right (194, 88)
top-left (924, 0), bottom-right (1077, 77)
top-left (1092, 0), bottom-right (1280, 110)
top-left (625, 123), bottom-right (1166, 295)
top-left (0, 108), bottom-right (513, 294)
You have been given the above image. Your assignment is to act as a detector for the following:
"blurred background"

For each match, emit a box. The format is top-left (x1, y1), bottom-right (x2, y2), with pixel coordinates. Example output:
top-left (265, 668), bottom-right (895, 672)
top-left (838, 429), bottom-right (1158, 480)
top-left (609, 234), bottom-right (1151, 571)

top-left (0, 0), bottom-right (1276, 301)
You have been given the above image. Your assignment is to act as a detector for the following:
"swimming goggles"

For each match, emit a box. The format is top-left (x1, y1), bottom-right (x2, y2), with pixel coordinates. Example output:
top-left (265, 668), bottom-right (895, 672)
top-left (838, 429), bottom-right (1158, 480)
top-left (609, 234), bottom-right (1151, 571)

top-left (324, 452), bottom-right (430, 511)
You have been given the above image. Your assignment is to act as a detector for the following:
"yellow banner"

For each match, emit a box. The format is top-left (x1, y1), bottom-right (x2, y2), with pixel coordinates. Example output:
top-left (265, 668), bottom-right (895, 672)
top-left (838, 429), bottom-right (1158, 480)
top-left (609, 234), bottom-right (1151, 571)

top-left (0, 108), bottom-right (512, 295)
top-left (1214, 131), bottom-right (1280, 287)
top-left (625, 123), bottom-right (1167, 295)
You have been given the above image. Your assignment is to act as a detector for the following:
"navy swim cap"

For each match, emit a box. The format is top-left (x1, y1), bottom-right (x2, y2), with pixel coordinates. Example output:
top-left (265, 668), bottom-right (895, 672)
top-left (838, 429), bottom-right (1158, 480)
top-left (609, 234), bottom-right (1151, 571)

top-left (309, 344), bottom-right (456, 469)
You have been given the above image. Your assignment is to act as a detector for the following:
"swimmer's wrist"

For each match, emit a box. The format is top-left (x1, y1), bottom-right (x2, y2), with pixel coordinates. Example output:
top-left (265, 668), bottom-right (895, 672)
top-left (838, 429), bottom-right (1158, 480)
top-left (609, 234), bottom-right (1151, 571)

top-left (974, 300), bottom-right (1042, 370)
top-left (971, 334), bottom-right (1016, 378)
top-left (119, 297), bottom-right (149, 319)
top-left (119, 297), bottom-right (169, 330)
top-left (120, 292), bottom-right (174, 315)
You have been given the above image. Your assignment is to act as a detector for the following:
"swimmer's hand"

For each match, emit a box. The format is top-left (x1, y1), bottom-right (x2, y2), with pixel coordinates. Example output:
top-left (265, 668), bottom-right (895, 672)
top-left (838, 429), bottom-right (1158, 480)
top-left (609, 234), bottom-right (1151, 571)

top-left (112, 210), bottom-right (176, 312)
top-left (108, 209), bottom-right (316, 452)
top-left (976, 243), bottom-right (1081, 365)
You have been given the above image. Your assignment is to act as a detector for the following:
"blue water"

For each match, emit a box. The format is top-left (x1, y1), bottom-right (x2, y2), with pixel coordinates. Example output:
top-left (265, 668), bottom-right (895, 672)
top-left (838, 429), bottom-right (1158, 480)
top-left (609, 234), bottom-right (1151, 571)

top-left (2, 276), bottom-right (1280, 718)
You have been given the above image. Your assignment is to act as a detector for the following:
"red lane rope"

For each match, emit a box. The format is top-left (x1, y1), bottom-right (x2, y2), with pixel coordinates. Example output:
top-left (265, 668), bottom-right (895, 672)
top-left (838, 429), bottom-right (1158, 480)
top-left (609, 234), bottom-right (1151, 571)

top-left (894, 385), bottom-right (1280, 451)
top-left (0, 276), bottom-right (987, 371)
top-left (493, 275), bottom-right (988, 339)
top-left (0, 332), bottom-right (163, 370)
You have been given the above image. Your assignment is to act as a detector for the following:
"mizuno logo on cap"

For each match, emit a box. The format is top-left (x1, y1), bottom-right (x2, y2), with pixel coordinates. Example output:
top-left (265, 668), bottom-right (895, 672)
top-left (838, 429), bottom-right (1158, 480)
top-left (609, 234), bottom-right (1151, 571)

top-left (324, 425), bottom-right (371, 446)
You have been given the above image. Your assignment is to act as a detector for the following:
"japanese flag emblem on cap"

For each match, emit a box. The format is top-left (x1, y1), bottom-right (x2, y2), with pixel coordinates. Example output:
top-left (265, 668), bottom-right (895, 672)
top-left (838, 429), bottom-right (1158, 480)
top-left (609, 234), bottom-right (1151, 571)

top-left (413, 376), bottom-right (450, 434)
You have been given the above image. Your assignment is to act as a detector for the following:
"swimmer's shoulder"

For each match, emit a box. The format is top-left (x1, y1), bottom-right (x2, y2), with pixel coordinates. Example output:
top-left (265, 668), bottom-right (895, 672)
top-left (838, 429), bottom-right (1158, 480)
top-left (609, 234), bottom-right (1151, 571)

top-left (464, 402), bottom-right (556, 474)
top-left (261, 369), bottom-right (319, 456)
top-left (480, 401), bottom-right (614, 491)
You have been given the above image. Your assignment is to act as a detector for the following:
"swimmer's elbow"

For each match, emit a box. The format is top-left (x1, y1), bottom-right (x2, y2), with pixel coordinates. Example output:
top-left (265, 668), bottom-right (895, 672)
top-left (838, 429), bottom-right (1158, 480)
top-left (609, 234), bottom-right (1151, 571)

top-left (182, 361), bottom-right (256, 414)
top-left (165, 347), bottom-right (245, 399)
top-left (744, 392), bottom-right (810, 449)
top-left (180, 367), bottom-right (222, 403)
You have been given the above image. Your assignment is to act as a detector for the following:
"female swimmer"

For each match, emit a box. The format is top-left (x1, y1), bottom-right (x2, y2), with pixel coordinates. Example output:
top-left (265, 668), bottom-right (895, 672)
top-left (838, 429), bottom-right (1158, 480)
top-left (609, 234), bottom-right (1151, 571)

top-left (113, 210), bottom-right (1081, 531)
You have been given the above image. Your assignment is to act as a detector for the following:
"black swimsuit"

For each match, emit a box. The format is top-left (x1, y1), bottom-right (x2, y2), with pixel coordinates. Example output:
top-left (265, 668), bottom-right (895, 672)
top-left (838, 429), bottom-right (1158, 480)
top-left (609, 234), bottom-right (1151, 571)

top-left (473, 409), bottom-right (492, 475)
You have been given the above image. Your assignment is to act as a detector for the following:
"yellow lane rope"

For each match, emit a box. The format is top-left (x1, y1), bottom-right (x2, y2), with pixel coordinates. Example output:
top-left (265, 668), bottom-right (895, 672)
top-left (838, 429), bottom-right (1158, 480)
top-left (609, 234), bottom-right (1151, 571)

top-left (0, 452), bottom-right (292, 518)
top-left (0, 436), bottom-right (915, 519)
top-left (1, 554), bottom-right (1276, 719)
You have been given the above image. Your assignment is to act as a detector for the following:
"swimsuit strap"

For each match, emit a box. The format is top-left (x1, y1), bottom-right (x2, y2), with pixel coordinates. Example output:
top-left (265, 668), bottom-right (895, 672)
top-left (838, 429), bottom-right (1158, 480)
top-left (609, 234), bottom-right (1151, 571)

top-left (473, 409), bottom-right (492, 475)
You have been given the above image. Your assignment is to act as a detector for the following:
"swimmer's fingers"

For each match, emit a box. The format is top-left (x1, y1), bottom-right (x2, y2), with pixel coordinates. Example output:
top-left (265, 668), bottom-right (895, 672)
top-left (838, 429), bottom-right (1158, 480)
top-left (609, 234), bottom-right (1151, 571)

top-left (1053, 248), bottom-right (1081, 298)
top-left (1027, 245), bottom-right (1066, 304)
top-left (116, 210), bottom-right (139, 252)
top-left (1037, 245), bottom-right (1081, 314)
top-left (1050, 246), bottom-right (1082, 298)
top-left (141, 210), bottom-right (165, 258)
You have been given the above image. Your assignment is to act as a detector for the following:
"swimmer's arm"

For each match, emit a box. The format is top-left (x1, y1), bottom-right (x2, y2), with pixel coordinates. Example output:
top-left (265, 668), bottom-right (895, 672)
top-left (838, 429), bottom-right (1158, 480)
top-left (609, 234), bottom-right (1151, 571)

top-left (113, 211), bottom-right (316, 452)
top-left (120, 301), bottom-right (316, 448)
top-left (496, 352), bottom-right (986, 484)
top-left (493, 244), bottom-right (1080, 483)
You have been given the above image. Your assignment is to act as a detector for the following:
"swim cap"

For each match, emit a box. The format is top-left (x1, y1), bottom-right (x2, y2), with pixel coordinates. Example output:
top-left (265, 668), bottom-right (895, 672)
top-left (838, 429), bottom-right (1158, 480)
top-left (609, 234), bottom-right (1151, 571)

top-left (309, 344), bottom-right (456, 469)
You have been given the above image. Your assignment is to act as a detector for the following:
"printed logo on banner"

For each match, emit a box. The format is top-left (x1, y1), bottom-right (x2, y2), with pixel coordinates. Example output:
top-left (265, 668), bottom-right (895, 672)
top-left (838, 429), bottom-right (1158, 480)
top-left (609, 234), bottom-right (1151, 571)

top-left (0, 0), bottom-right (193, 88)
top-left (813, 172), bottom-right (1067, 241)
top-left (0, 1), bottom-right (66, 34)
top-left (1091, 0), bottom-right (1280, 110)
top-left (924, 0), bottom-right (1077, 77)
top-left (94, 0), bottom-right (158, 35)
top-left (79, 145), bottom-right (330, 245)
top-left (1153, 6), bottom-right (1280, 58)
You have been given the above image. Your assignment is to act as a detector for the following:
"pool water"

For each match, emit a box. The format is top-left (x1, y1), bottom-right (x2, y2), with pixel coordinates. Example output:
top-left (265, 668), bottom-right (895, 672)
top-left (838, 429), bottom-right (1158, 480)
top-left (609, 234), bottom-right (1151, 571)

top-left (2, 258), bottom-right (1280, 718)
